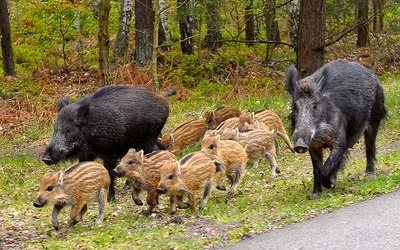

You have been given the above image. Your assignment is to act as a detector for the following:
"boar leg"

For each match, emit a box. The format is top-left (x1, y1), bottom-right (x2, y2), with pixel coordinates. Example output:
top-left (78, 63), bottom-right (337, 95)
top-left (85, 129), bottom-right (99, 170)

top-left (69, 203), bottom-right (87, 227)
top-left (309, 148), bottom-right (324, 199)
top-left (199, 182), bottom-right (214, 211)
top-left (321, 145), bottom-right (348, 189)
top-left (265, 152), bottom-right (278, 177)
top-left (177, 195), bottom-right (190, 209)
top-left (104, 159), bottom-right (118, 202)
top-left (51, 205), bottom-right (64, 230)
top-left (363, 122), bottom-right (380, 177)
top-left (132, 186), bottom-right (143, 206)
top-left (169, 195), bottom-right (177, 213)
top-left (227, 167), bottom-right (242, 195)
top-left (188, 193), bottom-right (197, 212)
top-left (276, 131), bottom-right (295, 153)
top-left (252, 159), bottom-right (260, 168)
top-left (97, 188), bottom-right (108, 225)
top-left (145, 189), bottom-right (159, 214)
top-left (78, 204), bottom-right (88, 221)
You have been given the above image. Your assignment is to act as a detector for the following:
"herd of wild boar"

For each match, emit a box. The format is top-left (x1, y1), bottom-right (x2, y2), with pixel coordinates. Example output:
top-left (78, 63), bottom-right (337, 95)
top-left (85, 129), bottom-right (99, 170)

top-left (34, 59), bottom-right (387, 230)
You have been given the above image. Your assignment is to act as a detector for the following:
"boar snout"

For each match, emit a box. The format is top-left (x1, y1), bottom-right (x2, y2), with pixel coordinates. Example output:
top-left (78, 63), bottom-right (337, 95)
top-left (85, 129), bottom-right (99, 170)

top-left (294, 138), bottom-right (309, 153)
top-left (112, 168), bottom-right (125, 177)
top-left (156, 187), bottom-right (166, 194)
top-left (42, 157), bottom-right (54, 165)
top-left (33, 199), bottom-right (45, 208)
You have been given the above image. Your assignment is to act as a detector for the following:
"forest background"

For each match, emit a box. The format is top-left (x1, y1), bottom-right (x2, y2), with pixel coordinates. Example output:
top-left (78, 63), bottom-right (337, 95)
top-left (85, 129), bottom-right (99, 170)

top-left (1, 0), bottom-right (400, 249)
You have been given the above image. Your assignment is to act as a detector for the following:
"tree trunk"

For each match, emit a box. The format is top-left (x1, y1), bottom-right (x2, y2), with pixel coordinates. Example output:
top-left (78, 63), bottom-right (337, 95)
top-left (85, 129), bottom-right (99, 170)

top-left (152, 0), bottom-right (160, 91)
top-left (373, 0), bottom-right (383, 33)
top-left (114, 0), bottom-right (133, 58)
top-left (0, 0), bottom-right (15, 76)
top-left (159, 0), bottom-right (171, 50)
top-left (296, 0), bottom-right (326, 78)
top-left (98, 0), bottom-right (111, 85)
top-left (264, 0), bottom-right (280, 62)
top-left (134, 0), bottom-right (154, 66)
top-left (245, 0), bottom-right (255, 47)
top-left (177, 0), bottom-right (194, 55)
top-left (74, 5), bottom-right (83, 64)
top-left (356, 0), bottom-right (369, 47)
top-left (205, 0), bottom-right (222, 54)
top-left (288, 0), bottom-right (299, 53)
top-left (93, 0), bottom-right (100, 19)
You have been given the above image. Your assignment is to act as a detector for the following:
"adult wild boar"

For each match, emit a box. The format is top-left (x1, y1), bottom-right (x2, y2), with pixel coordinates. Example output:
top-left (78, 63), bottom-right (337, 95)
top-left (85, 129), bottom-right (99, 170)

top-left (285, 59), bottom-right (386, 199)
top-left (42, 85), bottom-right (176, 201)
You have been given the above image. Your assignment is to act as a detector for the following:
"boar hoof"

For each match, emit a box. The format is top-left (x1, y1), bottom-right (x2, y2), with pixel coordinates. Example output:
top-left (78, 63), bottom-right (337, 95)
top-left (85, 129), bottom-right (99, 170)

top-left (216, 185), bottom-right (226, 191)
top-left (123, 182), bottom-right (131, 191)
top-left (362, 172), bottom-right (376, 179)
top-left (309, 192), bottom-right (321, 200)
top-left (177, 202), bottom-right (190, 209)
top-left (322, 176), bottom-right (336, 189)
top-left (133, 199), bottom-right (144, 206)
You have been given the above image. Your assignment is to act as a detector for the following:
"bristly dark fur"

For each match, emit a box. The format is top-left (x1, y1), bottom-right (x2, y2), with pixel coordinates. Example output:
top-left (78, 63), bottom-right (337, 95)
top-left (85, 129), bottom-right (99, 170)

top-left (285, 59), bottom-right (387, 198)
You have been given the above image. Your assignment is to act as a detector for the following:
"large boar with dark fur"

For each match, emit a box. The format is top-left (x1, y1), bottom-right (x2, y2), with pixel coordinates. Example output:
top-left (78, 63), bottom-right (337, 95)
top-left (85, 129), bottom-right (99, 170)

top-left (42, 85), bottom-right (176, 201)
top-left (285, 59), bottom-right (386, 199)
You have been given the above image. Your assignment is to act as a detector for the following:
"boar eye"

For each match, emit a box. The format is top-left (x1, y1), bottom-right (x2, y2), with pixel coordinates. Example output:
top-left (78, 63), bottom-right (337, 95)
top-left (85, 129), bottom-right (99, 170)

top-left (208, 144), bottom-right (215, 150)
top-left (167, 174), bottom-right (174, 180)
top-left (46, 186), bottom-right (54, 192)
top-left (127, 160), bottom-right (135, 165)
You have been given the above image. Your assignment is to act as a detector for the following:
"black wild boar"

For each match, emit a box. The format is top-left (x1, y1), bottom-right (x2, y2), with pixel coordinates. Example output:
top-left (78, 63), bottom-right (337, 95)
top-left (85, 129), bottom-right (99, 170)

top-left (42, 85), bottom-right (176, 201)
top-left (285, 59), bottom-right (386, 198)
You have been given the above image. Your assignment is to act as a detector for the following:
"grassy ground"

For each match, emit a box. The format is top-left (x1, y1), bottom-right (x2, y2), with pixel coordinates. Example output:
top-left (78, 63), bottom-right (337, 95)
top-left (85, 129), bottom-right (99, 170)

top-left (0, 72), bottom-right (399, 249)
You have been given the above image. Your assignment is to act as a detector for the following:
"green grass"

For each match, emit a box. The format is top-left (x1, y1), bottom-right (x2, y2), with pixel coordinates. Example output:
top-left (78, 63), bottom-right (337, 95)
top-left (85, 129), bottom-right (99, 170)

top-left (1, 75), bottom-right (399, 250)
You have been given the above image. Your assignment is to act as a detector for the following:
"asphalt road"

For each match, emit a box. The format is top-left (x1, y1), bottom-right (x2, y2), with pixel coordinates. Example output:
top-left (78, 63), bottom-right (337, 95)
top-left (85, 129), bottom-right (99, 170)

top-left (223, 189), bottom-right (400, 250)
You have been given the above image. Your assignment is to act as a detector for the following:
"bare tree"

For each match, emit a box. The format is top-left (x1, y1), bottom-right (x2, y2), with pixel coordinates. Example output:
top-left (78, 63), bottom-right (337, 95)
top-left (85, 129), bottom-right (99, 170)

top-left (177, 0), bottom-right (194, 55)
top-left (356, 0), bottom-right (369, 47)
top-left (114, 0), bottom-right (133, 58)
top-left (264, 0), bottom-right (281, 61)
top-left (0, 0), bottom-right (15, 76)
top-left (296, 0), bottom-right (326, 78)
top-left (134, 0), bottom-right (154, 66)
top-left (373, 0), bottom-right (384, 33)
top-left (98, 0), bottom-right (111, 85)
top-left (245, 0), bottom-right (256, 47)
top-left (205, 0), bottom-right (222, 54)
top-left (288, 0), bottom-right (299, 52)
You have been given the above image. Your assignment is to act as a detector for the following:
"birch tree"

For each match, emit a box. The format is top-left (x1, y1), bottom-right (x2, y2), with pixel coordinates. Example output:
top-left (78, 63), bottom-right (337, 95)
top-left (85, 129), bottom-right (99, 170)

top-left (159, 0), bottom-right (171, 50)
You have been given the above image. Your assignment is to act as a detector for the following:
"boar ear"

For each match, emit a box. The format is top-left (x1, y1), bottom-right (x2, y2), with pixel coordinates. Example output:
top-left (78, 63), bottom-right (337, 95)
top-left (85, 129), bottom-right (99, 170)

top-left (77, 100), bottom-right (90, 118)
top-left (57, 98), bottom-right (71, 113)
top-left (138, 150), bottom-right (144, 164)
top-left (285, 64), bottom-right (298, 97)
top-left (177, 162), bottom-right (181, 175)
top-left (315, 66), bottom-right (330, 94)
top-left (128, 148), bottom-right (136, 154)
